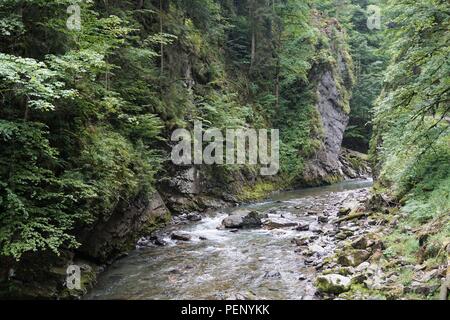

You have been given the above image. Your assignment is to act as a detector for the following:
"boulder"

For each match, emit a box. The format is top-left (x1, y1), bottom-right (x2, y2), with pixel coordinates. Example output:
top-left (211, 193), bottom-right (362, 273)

top-left (337, 249), bottom-right (371, 267)
top-left (171, 232), bottom-right (192, 241)
top-left (335, 232), bottom-right (350, 240)
top-left (263, 218), bottom-right (298, 230)
top-left (355, 261), bottom-right (371, 272)
top-left (351, 234), bottom-right (384, 250)
top-left (222, 210), bottom-right (266, 229)
top-left (187, 212), bottom-right (202, 222)
top-left (338, 207), bottom-right (351, 217)
top-left (296, 223), bottom-right (310, 232)
top-left (315, 274), bottom-right (352, 294)
top-left (292, 237), bottom-right (309, 246)
top-left (309, 244), bottom-right (327, 256)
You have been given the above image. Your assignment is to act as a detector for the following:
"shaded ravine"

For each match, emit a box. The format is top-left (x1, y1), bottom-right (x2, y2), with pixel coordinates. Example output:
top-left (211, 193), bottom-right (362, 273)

top-left (86, 179), bottom-right (373, 300)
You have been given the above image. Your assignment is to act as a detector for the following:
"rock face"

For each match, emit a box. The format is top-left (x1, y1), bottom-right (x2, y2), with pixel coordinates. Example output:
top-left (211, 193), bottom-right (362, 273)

top-left (159, 166), bottom-right (240, 214)
top-left (299, 25), bottom-right (372, 186)
top-left (78, 191), bottom-right (170, 263)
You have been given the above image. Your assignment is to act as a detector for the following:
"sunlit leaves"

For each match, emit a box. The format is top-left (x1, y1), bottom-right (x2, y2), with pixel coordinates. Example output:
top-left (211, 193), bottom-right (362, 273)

top-left (0, 53), bottom-right (75, 112)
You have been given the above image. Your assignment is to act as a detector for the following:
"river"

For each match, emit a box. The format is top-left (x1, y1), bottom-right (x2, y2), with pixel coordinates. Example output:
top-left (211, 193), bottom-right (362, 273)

top-left (86, 179), bottom-right (373, 300)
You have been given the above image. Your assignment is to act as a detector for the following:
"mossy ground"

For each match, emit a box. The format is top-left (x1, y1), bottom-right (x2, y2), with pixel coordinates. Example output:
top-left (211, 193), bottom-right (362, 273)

top-left (237, 181), bottom-right (281, 202)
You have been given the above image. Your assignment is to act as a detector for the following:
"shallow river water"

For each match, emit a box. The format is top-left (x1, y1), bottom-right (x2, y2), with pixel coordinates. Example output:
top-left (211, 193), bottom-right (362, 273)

top-left (86, 179), bottom-right (372, 300)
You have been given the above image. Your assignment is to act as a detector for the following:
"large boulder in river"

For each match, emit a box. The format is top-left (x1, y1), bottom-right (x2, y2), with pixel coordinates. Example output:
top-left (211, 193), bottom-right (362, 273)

top-left (171, 232), bottom-right (192, 241)
top-left (222, 210), bottom-right (267, 229)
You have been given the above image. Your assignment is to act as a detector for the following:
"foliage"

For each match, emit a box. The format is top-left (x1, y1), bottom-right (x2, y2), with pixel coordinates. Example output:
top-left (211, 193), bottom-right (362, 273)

top-left (370, 0), bottom-right (450, 295)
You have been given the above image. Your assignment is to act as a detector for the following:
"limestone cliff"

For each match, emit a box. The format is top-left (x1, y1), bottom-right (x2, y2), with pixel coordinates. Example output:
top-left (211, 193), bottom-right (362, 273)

top-left (301, 20), bottom-right (369, 185)
top-left (77, 191), bottom-right (170, 263)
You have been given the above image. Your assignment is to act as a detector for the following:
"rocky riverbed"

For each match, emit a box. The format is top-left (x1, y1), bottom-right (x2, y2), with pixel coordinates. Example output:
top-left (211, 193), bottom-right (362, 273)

top-left (87, 179), bottom-right (394, 300)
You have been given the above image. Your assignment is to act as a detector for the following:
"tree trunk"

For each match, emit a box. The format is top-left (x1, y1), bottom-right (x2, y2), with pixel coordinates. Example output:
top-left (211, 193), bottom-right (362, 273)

top-left (251, 30), bottom-right (256, 69)
top-left (275, 59), bottom-right (280, 109)
top-left (160, 0), bottom-right (164, 75)
top-left (249, 0), bottom-right (256, 69)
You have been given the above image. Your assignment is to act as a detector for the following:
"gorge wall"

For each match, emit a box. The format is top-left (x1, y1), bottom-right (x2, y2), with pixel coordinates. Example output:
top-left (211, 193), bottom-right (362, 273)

top-left (0, 3), bottom-right (369, 299)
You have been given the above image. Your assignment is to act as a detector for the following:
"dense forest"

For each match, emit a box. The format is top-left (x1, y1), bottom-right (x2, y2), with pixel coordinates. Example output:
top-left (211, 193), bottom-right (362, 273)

top-left (0, 0), bottom-right (448, 300)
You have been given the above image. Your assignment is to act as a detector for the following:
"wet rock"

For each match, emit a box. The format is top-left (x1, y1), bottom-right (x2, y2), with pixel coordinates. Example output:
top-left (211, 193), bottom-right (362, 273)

top-left (318, 216), bottom-right (328, 223)
top-left (337, 249), bottom-right (371, 267)
top-left (338, 207), bottom-right (351, 217)
top-left (137, 238), bottom-right (150, 247)
top-left (263, 218), bottom-right (298, 230)
top-left (308, 244), bottom-right (327, 256)
top-left (187, 212), bottom-right (202, 222)
top-left (296, 223), bottom-right (310, 232)
top-left (222, 210), bottom-right (266, 229)
top-left (153, 236), bottom-right (167, 246)
top-left (314, 262), bottom-right (326, 270)
top-left (335, 232), bottom-right (350, 240)
top-left (308, 222), bottom-right (323, 233)
top-left (298, 274), bottom-right (307, 281)
top-left (292, 237), bottom-right (309, 246)
top-left (171, 232), bottom-right (192, 241)
top-left (355, 261), bottom-right (371, 272)
top-left (315, 274), bottom-right (351, 294)
top-left (199, 236), bottom-right (208, 241)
